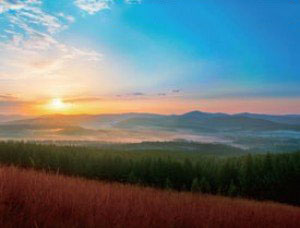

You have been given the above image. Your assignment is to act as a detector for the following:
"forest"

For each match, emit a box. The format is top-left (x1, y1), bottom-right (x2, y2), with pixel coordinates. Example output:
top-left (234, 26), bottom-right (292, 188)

top-left (0, 141), bottom-right (299, 205)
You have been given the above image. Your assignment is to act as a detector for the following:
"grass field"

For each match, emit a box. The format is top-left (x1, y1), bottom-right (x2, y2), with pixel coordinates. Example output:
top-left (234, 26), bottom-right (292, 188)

top-left (0, 166), bottom-right (299, 228)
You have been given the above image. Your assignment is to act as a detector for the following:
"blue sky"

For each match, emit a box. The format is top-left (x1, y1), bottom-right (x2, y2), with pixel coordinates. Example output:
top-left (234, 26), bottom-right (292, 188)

top-left (0, 0), bottom-right (300, 114)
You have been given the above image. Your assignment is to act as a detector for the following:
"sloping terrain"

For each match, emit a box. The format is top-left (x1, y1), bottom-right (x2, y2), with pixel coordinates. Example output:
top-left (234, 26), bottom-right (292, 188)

top-left (116, 111), bottom-right (300, 132)
top-left (0, 142), bottom-right (299, 205)
top-left (0, 166), bottom-right (299, 228)
top-left (0, 115), bottom-right (27, 123)
top-left (234, 113), bottom-right (300, 125)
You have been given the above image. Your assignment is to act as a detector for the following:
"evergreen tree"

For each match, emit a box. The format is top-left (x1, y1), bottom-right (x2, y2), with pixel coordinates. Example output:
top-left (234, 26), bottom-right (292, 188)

top-left (164, 178), bottom-right (173, 190)
top-left (128, 171), bottom-right (137, 184)
top-left (191, 178), bottom-right (200, 192)
top-left (199, 177), bottom-right (211, 193)
top-left (239, 154), bottom-right (255, 196)
top-left (228, 180), bottom-right (238, 197)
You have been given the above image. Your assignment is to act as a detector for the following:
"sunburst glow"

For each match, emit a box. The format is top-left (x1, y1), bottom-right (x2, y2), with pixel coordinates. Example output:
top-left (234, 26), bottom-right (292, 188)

top-left (46, 98), bottom-right (71, 113)
top-left (51, 99), bottom-right (65, 109)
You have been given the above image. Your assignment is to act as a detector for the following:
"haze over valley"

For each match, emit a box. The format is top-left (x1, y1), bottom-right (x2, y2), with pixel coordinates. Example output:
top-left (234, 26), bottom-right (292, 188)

top-left (1, 110), bottom-right (300, 153)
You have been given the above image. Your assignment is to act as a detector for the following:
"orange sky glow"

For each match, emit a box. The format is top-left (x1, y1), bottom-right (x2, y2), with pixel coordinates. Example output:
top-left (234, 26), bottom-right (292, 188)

top-left (15, 97), bottom-right (300, 116)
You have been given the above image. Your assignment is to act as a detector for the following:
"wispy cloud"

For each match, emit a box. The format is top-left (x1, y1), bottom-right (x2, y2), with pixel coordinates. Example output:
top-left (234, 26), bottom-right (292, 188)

top-left (0, 93), bottom-right (27, 107)
top-left (0, 94), bottom-right (18, 101)
top-left (2, 0), bottom-right (64, 34)
top-left (0, 0), bottom-right (102, 82)
top-left (0, 0), bottom-right (39, 14)
top-left (63, 96), bottom-right (103, 103)
top-left (74, 0), bottom-right (112, 15)
top-left (125, 0), bottom-right (142, 4)
top-left (74, 0), bottom-right (142, 15)
top-left (116, 91), bottom-right (179, 99)
top-left (130, 92), bottom-right (145, 96)
top-left (57, 13), bottom-right (75, 23)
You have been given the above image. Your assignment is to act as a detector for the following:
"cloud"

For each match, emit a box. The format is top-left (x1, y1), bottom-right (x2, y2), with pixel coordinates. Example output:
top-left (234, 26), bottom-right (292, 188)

top-left (2, 0), bottom-right (64, 35)
top-left (115, 92), bottom-right (146, 99)
top-left (117, 91), bottom-right (179, 99)
top-left (0, 0), bottom-right (40, 14)
top-left (0, 37), bottom-right (102, 82)
top-left (130, 92), bottom-right (145, 96)
top-left (0, 94), bottom-right (15, 100)
top-left (74, 0), bottom-right (112, 15)
top-left (63, 96), bottom-right (103, 103)
top-left (0, 0), bottom-right (82, 49)
top-left (172, 89), bottom-right (181, 93)
top-left (74, 0), bottom-right (142, 15)
top-left (0, 94), bottom-right (27, 107)
top-left (125, 0), bottom-right (142, 4)
top-left (0, 94), bottom-right (18, 101)
top-left (57, 13), bottom-right (75, 23)
top-left (0, 0), bottom-right (102, 81)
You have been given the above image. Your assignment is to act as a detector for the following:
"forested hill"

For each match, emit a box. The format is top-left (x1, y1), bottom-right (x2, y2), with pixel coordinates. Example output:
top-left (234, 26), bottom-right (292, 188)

top-left (0, 141), bottom-right (299, 206)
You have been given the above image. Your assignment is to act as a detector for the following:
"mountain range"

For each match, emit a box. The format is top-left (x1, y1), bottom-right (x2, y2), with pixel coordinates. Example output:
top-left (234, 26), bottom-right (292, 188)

top-left (1, 111), bottom-right (300, 133)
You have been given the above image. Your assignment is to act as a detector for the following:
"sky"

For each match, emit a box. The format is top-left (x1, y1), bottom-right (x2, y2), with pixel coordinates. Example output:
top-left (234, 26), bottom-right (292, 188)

top-left (0, 0), bottom-right (300, 115)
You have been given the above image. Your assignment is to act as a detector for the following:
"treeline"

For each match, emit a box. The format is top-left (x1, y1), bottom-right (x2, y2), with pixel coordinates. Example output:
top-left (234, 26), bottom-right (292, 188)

top-left (0, 141), bottom-right (299, 205)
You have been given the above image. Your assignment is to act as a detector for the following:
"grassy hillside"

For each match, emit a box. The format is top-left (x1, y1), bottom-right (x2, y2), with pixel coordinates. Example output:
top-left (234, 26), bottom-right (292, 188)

top-left (0, 166), bottom-right (299, 228)
top-left (0, 141), bottom-right (299, 205)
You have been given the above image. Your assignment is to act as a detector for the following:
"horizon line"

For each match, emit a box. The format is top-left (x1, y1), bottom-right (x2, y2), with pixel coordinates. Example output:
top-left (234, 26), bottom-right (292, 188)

top-left (2, 110), bottom-right (300, 118)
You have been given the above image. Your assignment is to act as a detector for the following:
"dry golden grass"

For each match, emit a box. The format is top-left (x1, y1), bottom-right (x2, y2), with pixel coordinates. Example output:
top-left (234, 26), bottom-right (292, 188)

top-left (0, 166), bottom-right (299, 228)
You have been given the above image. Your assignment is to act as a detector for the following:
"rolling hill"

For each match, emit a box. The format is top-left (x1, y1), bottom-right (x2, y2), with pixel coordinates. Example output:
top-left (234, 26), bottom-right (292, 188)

top-left (1, 166), bottom-right (300, 228)
top-left (1, 111), bottom-right (300, 151)
top-left (234, 112), bottom-right (300, 125)
top-left (2, 111), bottom-right (300, 133)
top-left (116, 111), bottom-right (300, 132)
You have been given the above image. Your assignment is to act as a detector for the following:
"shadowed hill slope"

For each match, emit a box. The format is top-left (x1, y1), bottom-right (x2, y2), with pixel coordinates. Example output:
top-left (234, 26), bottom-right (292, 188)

top-left (0, 166), bottom-right (299, 228)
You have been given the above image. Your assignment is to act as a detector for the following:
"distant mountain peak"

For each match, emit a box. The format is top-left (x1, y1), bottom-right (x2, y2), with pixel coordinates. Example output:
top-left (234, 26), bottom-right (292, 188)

top-left (183, 110), bottom-right (206, 115)
top-left (182, 110), bottom-right (228, 118)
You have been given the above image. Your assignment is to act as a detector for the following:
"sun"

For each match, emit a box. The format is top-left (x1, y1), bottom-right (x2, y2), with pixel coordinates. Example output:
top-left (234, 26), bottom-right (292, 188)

top-left (49, 98), bottom-right (67, 111)
top-left (39, 98), bottom-right (74, 114)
